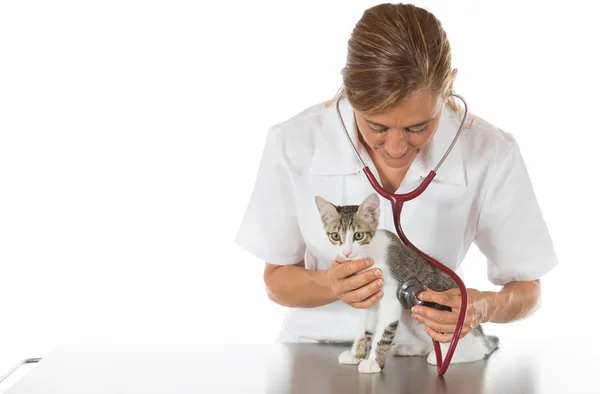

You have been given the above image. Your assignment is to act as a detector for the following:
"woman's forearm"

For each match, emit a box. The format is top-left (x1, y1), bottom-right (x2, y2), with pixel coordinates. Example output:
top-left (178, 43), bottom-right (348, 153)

top-left (264, 263), bottom-right (338, 308)
top-left (484, 279), bottom-right (542, 323)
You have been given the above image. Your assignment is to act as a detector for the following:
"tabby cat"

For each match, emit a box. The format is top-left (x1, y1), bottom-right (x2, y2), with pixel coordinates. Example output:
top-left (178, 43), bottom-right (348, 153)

top-left (315, 193), bottom-right (499, 374)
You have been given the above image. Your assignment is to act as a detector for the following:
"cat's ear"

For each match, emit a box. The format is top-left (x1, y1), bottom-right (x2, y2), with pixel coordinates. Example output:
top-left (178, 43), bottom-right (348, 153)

top-left (315, 196), bottom-right (339, 226)
top-left (358, 193), bottom-right (380, 224)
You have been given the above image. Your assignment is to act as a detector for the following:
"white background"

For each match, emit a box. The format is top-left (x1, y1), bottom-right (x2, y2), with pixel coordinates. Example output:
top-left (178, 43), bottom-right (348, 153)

top-left (0, 0), bottom-right (598, 386)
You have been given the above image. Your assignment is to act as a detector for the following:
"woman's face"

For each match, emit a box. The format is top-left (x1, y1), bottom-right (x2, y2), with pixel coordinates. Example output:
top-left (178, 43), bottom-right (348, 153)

top-left (354, 90), bottom-right (444, 171)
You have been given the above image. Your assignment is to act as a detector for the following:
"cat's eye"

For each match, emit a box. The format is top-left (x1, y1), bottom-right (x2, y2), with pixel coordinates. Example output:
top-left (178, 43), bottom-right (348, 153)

top-left (353, 232), bottom-right (364, 241)
top-left (329, 232), bottom-right (341, 242)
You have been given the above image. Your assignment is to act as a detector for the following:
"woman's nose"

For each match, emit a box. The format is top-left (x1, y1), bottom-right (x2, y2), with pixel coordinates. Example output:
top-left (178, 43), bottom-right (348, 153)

top-left (385, 131), bottom-right (409, 158)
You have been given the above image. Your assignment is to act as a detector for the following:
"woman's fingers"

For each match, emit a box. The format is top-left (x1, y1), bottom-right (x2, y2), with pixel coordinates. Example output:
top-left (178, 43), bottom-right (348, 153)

top-left (412, 312), bottom-right (470, 335)
top-left (412, 305), bottom-right (473, 326)
top-left (333, 258), bottom-right (373, 279)
top-left (342, 278), bottom-right (384, 305)
top-left (412, 305), bottom-right (460, 324)
top-left (328, 259), bottom-right (373, 300)
top-left (422, 327), bottom-right (469, 343)
top-left (417, 289), bottom-right (463, 309)
top-left (329, 258), bottom-right (385, 309)
top-left (412, 303), bottom-right (474, 342)
top-left (338, 267), bottom-right (382, 293)
top-left (348, 288), bottom-right (384, 309)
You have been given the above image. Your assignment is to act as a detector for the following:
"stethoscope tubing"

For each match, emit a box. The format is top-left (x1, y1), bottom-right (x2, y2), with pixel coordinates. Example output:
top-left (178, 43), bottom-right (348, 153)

top-left (336, 91), bottom-right (469, 376)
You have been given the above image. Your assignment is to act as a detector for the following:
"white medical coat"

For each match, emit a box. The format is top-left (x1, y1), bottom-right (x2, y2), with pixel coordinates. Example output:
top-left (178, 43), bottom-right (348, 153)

top-left (235, 96), bottom-right (558, 343)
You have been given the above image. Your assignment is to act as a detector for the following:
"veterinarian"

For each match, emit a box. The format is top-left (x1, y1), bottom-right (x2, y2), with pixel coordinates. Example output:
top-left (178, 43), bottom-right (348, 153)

top-left (235, 3), bottom-right (558, 347)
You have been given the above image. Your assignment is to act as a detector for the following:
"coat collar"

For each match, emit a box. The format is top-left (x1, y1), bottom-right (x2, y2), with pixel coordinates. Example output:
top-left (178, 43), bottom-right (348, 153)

top-left (309, 96), bottom-right (467, 186)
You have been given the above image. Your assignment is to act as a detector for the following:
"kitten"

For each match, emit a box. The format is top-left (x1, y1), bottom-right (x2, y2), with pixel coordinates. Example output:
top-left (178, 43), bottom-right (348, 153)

top-left (315, 193), bottom-right (499, 374)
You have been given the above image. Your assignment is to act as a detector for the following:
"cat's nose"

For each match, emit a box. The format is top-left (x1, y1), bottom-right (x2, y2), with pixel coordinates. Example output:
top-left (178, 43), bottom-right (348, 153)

top-left (344, 251), bottom-right (351, 257)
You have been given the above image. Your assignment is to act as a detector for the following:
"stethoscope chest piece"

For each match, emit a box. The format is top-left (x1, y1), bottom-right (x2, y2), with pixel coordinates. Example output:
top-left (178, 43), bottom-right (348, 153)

top-left (397, 278), bottom-right (452, 312)
top-left (397, 278), bottom-right (426, 310)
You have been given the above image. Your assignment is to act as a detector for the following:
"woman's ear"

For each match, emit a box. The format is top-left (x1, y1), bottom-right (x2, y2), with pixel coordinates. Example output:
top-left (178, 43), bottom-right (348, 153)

top-left (449, 68), bottom-right (458, 90)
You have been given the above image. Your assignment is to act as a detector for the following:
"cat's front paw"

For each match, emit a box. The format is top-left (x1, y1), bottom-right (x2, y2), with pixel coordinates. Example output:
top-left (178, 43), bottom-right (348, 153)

top-left (358, 359), bottom-right (382, 374)
top-left (338, 350), bottom-right (361, 365)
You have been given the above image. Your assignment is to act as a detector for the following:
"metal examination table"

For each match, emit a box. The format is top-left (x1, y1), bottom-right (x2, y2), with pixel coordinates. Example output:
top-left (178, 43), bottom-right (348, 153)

top-left (0, 341), bottom-right (597, 393)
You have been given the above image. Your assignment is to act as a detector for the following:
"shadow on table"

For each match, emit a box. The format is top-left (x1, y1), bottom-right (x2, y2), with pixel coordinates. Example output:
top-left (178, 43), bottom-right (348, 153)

top-left (265, 343), bottom-right (539, 394)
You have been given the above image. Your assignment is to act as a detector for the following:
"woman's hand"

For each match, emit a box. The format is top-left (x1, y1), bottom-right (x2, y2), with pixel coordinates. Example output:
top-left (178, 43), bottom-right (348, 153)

top-left (410, 288), bottom-right (493, 343)
top-left (326, 258), bottom-right (384, 309)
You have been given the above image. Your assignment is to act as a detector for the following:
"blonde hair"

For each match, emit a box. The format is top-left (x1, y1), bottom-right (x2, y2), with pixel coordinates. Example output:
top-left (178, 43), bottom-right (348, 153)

top-left (328, 3), bottom-right (461, 116)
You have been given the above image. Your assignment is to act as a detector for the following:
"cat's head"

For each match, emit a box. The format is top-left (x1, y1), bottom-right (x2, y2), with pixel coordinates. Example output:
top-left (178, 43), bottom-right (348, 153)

top-left (314, 193), bottom-right (380, 261)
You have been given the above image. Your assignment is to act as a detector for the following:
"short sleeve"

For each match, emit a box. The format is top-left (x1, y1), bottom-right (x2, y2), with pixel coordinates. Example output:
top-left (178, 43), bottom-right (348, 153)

top-left (474, 141), bottom-right (558, 285)
top-left (234, 126), bottom-right (306, 266)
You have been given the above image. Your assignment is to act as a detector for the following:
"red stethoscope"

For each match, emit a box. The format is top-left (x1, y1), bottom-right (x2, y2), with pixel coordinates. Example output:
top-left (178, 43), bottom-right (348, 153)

top-left (335, 91), bottom-right (469, 376)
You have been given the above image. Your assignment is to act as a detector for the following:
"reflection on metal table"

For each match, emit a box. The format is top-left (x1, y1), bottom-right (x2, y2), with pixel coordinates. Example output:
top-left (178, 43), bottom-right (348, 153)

top-left (1, 341), bottom-right (597, 394)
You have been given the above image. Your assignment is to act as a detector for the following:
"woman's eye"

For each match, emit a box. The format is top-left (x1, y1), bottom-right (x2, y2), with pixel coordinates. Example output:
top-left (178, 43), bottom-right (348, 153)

top-left (369, 125), bottom-right (388, 133)
top-left (407, 124), bottom-right (428, 133)
top-left (353, 232), bottom-right (364, 241)
top-left (330, 232), bottom-right (341, 241)
top-left (367, 123), bottom-right (388, 133)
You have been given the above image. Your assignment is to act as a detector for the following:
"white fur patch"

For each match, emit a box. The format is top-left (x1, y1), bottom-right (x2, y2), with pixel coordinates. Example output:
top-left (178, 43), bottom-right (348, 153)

top-left (391, 343), bottom-right (431, 356)
top-left (338, 350), bottom-right (361, 365)
top-left (426, 332), bottom-right (488, 365)
top-left (358, 359), bottom-right (381, 374)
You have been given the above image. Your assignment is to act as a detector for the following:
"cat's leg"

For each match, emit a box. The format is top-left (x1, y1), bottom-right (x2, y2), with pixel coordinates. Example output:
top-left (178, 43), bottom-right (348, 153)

top-left (426, 325), bottom-right (498, 365)
top-left (338, 308), bottom-right (377, 364)
top-left (358, 294), bottom-right (401, 374)
top-left (360, 307), bottom-right (378, 356)
top-left (391, 309), bottom-right (432, 356)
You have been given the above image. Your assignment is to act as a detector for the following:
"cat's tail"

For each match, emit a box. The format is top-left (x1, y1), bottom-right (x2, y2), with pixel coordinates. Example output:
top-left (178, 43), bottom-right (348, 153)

top-left (472, 325), bottom-right (499, 358)
top-left (483, 334), bottom-right (499, 357)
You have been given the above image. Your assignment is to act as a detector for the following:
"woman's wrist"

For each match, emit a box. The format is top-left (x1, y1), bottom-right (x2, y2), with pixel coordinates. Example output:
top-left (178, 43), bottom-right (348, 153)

top-left (481, 290), bottom-right (507, 324)
top-left (265, 263), bottom-right (338, 308)
top-left (311, 269), bottom-right (338, 304)
top-left (480, 280), bottom-right (541, 324)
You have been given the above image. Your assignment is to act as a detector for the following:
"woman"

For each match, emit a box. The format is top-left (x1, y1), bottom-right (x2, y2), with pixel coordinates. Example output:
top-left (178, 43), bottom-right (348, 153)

top-left (235, 3), bottom-right (557, 351)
